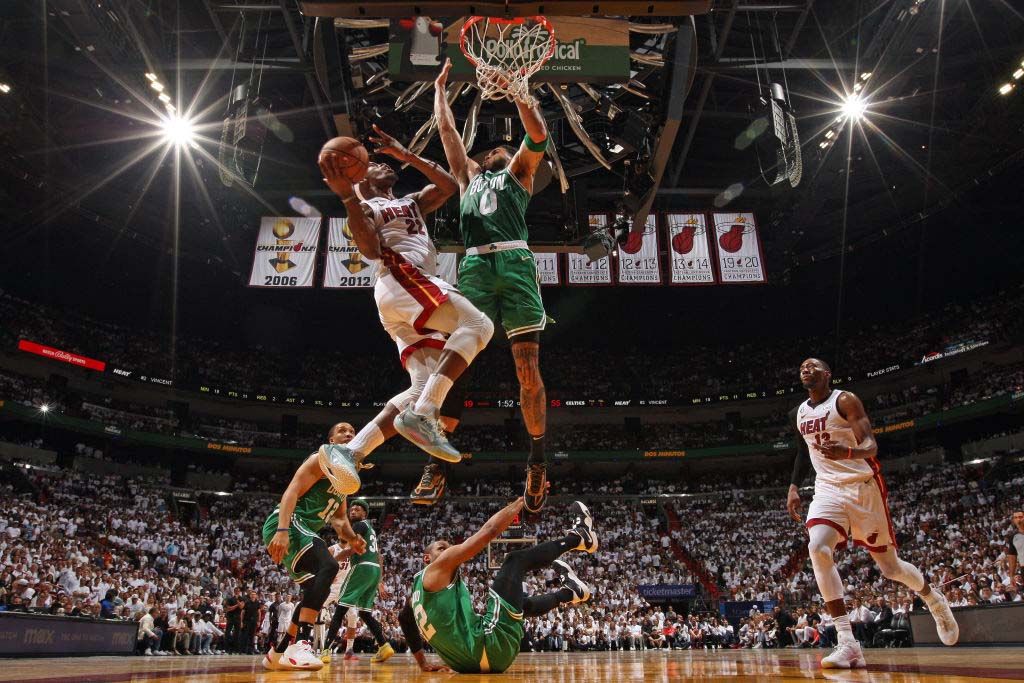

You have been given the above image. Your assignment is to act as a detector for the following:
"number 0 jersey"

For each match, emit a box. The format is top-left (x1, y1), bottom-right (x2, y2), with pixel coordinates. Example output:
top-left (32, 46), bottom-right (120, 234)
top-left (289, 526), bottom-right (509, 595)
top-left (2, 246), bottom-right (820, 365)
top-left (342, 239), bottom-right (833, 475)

top-left (459, 168), bottom-right (530, 248)
top-left (364, 195), bottom-right (437, 277)
top-left (796, 389), bottom-right (877, 485)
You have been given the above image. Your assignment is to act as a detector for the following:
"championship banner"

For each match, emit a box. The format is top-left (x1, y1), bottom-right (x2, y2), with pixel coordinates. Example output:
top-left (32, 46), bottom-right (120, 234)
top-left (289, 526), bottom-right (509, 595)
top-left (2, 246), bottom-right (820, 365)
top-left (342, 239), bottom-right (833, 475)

top-left (323, 217), bottom-right (378, 289)
top-left (666, 213), bottom-right (715, 285)
top-left (534, 252), bottom-right (560, 286)
top-left (712, 212), bottom-right (767, 284)
top-left (436, 252), bottom-right (459, 287)
top-left (388, 17), bottom-right (630, 85)
top-left (616, 214), bottom-right (662, 285)
top-left (248, 217), bottom-right (321, 288)
top-left (567, 214), bottom-right (613, 285)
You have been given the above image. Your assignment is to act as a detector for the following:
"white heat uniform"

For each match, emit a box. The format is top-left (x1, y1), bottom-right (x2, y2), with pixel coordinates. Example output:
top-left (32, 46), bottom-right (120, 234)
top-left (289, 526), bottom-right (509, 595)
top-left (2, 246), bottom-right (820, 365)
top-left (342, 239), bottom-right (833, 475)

top-left (326, 543), bottom-right (353, 605)
top-left (796, 389), bottom-right (896, 552)
top-left (364, 195), bottom-right (451, 367)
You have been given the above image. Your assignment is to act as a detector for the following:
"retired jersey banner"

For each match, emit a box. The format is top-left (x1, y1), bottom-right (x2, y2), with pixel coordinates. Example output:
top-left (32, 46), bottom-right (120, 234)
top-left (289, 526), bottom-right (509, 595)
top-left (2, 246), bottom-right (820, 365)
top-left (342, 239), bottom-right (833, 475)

top-left (616, 214), bottom-right (662, 285)
top-left (436, 252), bottom-right (459, 287)
top-left (712, 212), bottom-right (766, 284)
top-left (324, 217), bottom-right (378, 289)
top-left (666, 213), bottom-right (715, 285)
top-left (534, 252), bottom-right (560, 286)
top-left (568, 214), bottom-right (613, 285)
top-left (248, 217), bottom-right (321, 288)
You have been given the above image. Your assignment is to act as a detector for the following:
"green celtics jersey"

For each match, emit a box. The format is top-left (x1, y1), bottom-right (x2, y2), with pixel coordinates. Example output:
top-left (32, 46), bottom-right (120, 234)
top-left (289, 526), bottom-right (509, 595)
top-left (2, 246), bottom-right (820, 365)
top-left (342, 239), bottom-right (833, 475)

top-left (277, 477), bottom-right (345, 536)
top-left (410, 571), bottom-right (482, 672)
top-left (459, 167), bottom-right (531, 249)
top-left (351, 520), bottom-right (379, 565)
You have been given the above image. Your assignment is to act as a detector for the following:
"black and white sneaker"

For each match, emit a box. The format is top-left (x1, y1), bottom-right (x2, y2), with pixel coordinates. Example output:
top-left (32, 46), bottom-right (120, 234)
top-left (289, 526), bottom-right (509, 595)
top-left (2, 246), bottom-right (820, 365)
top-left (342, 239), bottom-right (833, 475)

top-left (409, 462), bottom-right (447, 506)
top-left (553, 560), bottom-right (592, 605)
top-left (566, 501), bottom-right (598, 553)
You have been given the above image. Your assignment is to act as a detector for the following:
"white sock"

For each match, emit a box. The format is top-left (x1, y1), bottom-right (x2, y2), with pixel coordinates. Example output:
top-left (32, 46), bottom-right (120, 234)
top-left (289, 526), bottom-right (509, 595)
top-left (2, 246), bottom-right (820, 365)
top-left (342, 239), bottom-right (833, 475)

top-left (413, 374), bottom-right (454, 417)
top-left (345, 637), bottom-right (354, 653)
top-left (833, 615), bottom-right (855, 643)
top-left (348, 422), bottom-right (384, 457)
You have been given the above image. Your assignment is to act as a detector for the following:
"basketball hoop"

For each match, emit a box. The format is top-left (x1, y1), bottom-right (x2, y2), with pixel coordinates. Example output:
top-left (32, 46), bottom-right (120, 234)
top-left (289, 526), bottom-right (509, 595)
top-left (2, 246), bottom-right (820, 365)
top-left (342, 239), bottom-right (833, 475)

top-left (459, 16), bottom-right (556, 104)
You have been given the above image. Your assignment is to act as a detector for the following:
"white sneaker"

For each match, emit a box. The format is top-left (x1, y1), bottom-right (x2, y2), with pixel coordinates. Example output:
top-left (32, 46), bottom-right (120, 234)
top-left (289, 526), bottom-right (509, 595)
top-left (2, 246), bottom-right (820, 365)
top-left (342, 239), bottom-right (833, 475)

top-left (144, 648), bottom-right (153, 656)
top-left (277, 640), bottom-right (325, 671)
top-left (821, 639), bottom-right (866, 669)
top-left (927, 587), bottom-right (959, 646)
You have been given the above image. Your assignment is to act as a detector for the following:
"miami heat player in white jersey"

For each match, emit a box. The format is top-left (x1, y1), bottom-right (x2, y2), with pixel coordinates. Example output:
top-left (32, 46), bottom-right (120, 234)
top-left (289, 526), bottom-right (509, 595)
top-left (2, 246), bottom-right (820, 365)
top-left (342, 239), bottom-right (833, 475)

top-left (363, 195), bottom-right (438, 279)
top-left (796, 389), bottom-right (877, 486)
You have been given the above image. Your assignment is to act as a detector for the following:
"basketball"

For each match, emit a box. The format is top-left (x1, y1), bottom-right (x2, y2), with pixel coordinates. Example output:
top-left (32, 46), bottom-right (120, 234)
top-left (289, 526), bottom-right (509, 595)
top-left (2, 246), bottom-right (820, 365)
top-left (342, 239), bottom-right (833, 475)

top-left (319, 136), bottom-right (369, 182)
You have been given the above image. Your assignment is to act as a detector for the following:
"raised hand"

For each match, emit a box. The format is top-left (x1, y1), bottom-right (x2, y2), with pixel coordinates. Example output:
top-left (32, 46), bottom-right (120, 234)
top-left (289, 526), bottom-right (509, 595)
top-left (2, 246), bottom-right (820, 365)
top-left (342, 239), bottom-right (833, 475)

top-left (368, 124), bottom-right (412, 163)
top-left (435, 58), bottom-right (453, 90)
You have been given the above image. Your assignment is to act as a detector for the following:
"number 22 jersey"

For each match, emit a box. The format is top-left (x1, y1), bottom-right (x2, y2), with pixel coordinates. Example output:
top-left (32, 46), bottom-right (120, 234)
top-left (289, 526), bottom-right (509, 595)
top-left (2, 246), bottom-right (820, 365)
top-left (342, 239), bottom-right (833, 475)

top-left (364, 195), bottom-right (437, 276)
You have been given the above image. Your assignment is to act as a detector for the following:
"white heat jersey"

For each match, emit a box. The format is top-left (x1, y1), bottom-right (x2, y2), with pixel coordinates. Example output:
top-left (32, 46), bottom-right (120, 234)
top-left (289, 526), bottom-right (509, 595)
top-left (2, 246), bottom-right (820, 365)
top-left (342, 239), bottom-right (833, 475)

top-left (796, 389), bottom-right (876, 485)
top-left (364, 195), bottom-right (436, 277)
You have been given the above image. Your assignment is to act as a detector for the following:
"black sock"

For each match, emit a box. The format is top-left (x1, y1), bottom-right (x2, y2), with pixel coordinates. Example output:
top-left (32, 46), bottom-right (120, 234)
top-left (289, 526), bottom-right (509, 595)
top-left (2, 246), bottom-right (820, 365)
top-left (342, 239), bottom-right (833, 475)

top-left (522, 589), bottom-right (574, 617)
top-left (528, 434), bottom-right (545, 465)
top-left (274, 632), bottom-right (294, 654)
top-left (360, 610), bottom-right (388, 647)
top-left (297, 623), bottom-right (313, 643)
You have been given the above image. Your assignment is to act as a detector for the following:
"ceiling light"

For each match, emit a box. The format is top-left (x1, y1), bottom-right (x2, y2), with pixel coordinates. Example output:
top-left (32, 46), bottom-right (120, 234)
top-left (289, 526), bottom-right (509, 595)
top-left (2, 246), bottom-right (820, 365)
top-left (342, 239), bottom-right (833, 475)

top-left (998, 83), bottom-right (1014, 95)
top-left (825, 130), bottom-right (835, 139)
top-left (39, 404), bottom-right (50, 413)
top-left (159, 115), bottom-right (196, 147)
top-left (158, 93), bottom-right (171, 103)
top-left (150, 81), bottom-right (163, 92)
top-left (841, 94), bottom-right (867, 121)
top-left (0, 83), bottom-right (10, 94)
top-left (853, 82), bottom-right (863, 92)
top-left (1013, 69), bottom-right (1023, 80)
top-left (145, 72), bottom-right (157, 81)
top-left (819, 141), bottom-right (829, 149)
top-left (609, 144), bottom-right (624, 154)
top-left (860, 72), bottom-right (872, 80)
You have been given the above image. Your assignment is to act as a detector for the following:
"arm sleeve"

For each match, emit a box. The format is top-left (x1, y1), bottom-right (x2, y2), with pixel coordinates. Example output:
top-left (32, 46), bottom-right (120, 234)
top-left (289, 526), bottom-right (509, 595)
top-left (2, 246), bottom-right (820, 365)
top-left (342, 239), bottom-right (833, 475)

top-left (398, 600), bottom-right (424, 654)
top-left (789, 406), bottom-right (811, 487)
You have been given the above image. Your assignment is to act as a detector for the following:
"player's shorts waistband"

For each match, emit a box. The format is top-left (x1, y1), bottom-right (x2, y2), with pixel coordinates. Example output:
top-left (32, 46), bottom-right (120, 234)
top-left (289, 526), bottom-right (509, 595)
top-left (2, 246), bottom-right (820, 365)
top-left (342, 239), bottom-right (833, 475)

top-left (465, 240), bottom-right (529, 256)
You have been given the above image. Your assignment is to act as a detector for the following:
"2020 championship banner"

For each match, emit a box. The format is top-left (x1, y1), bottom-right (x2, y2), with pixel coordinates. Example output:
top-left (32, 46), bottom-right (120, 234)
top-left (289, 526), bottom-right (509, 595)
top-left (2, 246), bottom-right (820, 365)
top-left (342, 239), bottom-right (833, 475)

top-left (323, 217), bottom-right (378, 289)
top-left (248, 217), bottom-right (321, 288)
top-left (666, 213), bottom-right (715, 285)
top-left (712, 212), bottom-right (766, 284)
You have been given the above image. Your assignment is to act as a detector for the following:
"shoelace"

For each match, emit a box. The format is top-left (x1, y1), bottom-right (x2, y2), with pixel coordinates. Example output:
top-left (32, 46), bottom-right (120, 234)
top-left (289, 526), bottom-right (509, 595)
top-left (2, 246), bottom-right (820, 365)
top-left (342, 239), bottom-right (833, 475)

top-left (417, 465), bottom-right (440, 489)
top-left (526, 464), bottom-right (546, 494)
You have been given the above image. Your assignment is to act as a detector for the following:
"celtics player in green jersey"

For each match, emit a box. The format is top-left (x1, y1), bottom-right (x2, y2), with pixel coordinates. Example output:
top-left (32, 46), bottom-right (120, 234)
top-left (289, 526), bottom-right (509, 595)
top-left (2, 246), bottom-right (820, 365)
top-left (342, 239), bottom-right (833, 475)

top-left (418, 58), bottom-right (551, 512)
top-left (322, 498), bottom-right (396, 664)
top-left (397, 498), bottom-right (597, 674)
top-left (261, 422), bottom-right (366, 672)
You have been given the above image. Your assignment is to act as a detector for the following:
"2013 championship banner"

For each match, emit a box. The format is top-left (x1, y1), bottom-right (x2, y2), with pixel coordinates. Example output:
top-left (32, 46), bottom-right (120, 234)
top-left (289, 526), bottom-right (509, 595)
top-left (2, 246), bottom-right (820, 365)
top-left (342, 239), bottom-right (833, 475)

top-left (666, 213), bottom-right (715, 285)
top-left (616, 214), bottom-right (662, 285)
top-left (248, 217), bottom-right (321, 288)
top-left (567, 214), bottom-right (613, 285)
top-left (323, 217), bottom-right (378, 289)
top-left (712, 212), bottom-right (766, 284)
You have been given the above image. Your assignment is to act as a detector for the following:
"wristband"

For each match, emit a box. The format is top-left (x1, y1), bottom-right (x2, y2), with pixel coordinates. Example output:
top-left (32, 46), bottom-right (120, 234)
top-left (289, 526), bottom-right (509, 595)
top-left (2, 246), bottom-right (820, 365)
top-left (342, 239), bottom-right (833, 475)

top-left (275, 528), bottom-right (290, 533)
top-left (846, 447), bottom-right (853, 460)
top-left (340, 195), bottom-right (357, 204)
top-left (524, 134), bottom-right (548, 152)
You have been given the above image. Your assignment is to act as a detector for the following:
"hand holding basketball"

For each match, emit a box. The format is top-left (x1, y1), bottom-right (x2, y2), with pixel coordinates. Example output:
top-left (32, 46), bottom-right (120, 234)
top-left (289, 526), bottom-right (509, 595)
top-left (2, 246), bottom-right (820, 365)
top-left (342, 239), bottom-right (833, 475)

top-left (435, 58), bottom-right (452, 90)
top-left (369, 124), bottom-right (411, 163)
top-left (319, 152), bottom-right (355, 200)
top-left (318, 136), bottom-right (369, 183)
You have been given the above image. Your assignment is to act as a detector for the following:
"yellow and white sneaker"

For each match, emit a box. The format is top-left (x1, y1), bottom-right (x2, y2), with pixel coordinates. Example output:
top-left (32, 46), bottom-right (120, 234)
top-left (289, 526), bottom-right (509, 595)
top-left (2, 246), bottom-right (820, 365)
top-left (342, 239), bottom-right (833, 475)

top-left (370, 642), bottom-right (395, 663)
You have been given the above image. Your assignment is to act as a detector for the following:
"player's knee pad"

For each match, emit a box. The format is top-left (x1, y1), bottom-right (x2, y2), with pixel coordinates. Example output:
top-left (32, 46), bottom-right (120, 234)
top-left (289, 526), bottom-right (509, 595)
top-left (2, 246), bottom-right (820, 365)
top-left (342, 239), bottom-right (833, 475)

top-left (446, 311), bottom-right (493, 364)
top-left (807, 540), bottom-right (834, 567)
top-left (300, 556), bottom-right (339, 612)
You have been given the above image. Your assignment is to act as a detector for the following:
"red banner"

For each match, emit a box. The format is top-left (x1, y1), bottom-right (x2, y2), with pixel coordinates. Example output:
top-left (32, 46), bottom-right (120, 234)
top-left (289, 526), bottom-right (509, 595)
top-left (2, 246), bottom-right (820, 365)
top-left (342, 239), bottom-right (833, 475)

top-left (18, 340), bottom-right (106, 372)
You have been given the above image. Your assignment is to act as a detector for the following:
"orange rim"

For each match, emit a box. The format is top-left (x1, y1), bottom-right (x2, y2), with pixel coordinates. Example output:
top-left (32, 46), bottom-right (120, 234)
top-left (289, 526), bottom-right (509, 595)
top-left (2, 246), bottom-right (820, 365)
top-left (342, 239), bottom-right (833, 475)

top-left (458, 15), bottom-right (556, 71)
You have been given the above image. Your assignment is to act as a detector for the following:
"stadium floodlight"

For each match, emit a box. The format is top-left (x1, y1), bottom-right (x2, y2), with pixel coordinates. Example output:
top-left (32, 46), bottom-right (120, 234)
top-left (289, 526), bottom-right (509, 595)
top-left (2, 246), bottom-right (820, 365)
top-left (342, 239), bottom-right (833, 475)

top-left (39, 404), bottom-right (50, 413)
top-left (160, 115), bottom-right (196, 147)
top-left (1014, 69), bottom-right (1023, 80)
top-left (998, 83), bottom-right (1014, 96)
top-left (841, 94), bottom-right (867, 121)
top-left (0, 83), bottom-right (10, 94)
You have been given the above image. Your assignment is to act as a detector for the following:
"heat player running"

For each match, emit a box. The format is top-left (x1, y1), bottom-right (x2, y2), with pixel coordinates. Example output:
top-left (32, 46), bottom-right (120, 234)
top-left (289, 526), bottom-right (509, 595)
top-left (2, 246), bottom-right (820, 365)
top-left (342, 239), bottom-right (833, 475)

top-left (262, 422), bottom-right (365, 672)
top-left (322, 499), bottom-right (394, 664)
top-left (398, 499), bottom-right (596, 674)
top-left (787, 358), bottom-right (959, 668)
top-left (318, 126), bottom-right (494, 494)
top-left (421, 58), bottom-right (551, 512)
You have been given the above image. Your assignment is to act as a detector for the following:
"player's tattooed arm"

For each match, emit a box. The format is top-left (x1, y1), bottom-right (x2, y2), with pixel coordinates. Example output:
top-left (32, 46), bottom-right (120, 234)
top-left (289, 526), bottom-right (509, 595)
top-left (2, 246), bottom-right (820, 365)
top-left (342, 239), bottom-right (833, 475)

top-left (816, 391), bottom-right (878, 461)
top-left (434, 58), bottom-right (480, 190)
top-left (423, 498), bottom-right (525, 590)
top-left (510, 98), bottom-right (548, 190)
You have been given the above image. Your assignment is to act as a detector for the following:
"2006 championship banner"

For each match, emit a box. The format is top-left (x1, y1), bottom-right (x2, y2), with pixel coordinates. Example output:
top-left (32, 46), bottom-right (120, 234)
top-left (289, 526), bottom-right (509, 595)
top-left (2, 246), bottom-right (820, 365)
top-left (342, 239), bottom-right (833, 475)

top-left (248, 216), bottom-right (321, 288)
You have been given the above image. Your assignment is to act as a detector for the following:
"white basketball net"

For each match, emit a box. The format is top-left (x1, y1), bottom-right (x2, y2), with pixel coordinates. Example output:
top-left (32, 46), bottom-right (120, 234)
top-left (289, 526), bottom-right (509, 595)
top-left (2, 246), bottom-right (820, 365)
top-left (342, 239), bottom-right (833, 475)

top-left (460, 17), bottom-right (555, 104)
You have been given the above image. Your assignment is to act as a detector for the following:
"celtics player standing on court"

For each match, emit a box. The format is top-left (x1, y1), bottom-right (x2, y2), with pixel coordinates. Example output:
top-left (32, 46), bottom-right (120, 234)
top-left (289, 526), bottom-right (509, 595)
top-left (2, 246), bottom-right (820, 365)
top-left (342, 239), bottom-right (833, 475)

top-left (322, 498), bottom-right (395, 664)
top-left (421, 58), bottom-right (550, 511)
top-left (261, 422), bottom-right (366, 672)
top-left (397, 498), bottom-right (597, 674)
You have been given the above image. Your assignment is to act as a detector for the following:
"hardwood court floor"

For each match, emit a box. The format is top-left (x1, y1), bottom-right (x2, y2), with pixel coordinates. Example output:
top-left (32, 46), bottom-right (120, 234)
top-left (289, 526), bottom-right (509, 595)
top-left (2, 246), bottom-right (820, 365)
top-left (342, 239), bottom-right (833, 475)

top-left (2, 649), bottom-right (1023, 682)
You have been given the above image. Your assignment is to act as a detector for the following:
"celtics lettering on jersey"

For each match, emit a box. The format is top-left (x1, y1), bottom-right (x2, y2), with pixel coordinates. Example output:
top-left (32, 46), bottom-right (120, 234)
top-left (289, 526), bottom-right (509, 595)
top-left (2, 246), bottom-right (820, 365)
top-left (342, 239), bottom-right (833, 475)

top-left (274, 477), bottom-right (345, 535)
top-left (459, 168), bottom-right (531, 249)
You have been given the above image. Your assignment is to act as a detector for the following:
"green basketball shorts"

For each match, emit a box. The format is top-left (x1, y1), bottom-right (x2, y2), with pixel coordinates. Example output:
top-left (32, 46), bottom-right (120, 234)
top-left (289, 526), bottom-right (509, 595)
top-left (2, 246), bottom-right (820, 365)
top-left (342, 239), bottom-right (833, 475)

top-left (474, 589), bottom-right (524, 674)
top-left (458, 249), bottom-right (547, 338)
top-left (338, 562), bottom-right (382, 610)
top-left (261, 512), bottom-right (321, 584)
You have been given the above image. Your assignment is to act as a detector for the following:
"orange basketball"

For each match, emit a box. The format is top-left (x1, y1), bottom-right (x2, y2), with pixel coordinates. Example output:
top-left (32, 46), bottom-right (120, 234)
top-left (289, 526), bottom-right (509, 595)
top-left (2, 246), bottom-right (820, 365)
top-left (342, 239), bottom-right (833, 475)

top-left (319, 136), bottom-right (369, 182)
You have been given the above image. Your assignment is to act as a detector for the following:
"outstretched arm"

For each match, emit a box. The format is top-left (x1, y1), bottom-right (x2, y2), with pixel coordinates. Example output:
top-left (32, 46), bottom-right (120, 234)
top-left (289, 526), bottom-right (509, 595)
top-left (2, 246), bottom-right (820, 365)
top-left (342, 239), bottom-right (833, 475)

top-left (434, 59), bottom-right (480, 190)
top-left (509, 98), bottom-right (548, 192)
top-left (267, 455), bottom-right (321, 564)
top-left (815, 391), bottom-right (878, 461)
top-left (319, 154), bottom-right (381, 260)
top-left (421, 497), bottom-right (524, 591)
top-left (369, 124), bottom-right (457, 215)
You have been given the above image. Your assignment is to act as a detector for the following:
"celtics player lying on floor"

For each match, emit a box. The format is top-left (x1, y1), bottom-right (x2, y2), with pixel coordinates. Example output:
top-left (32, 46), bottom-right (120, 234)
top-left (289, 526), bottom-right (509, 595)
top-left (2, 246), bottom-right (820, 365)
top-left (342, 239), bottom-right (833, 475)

top-left (398, 497), bottom-right (597, 674)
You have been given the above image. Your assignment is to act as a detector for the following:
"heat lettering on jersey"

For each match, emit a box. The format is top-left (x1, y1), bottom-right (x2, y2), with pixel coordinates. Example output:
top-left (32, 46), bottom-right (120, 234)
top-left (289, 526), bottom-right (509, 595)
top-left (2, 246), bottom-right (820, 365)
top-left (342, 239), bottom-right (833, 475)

top-left (799, 412), bottom-right (830, 435)
top-left (379, 202), bottom-right (420, 224)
